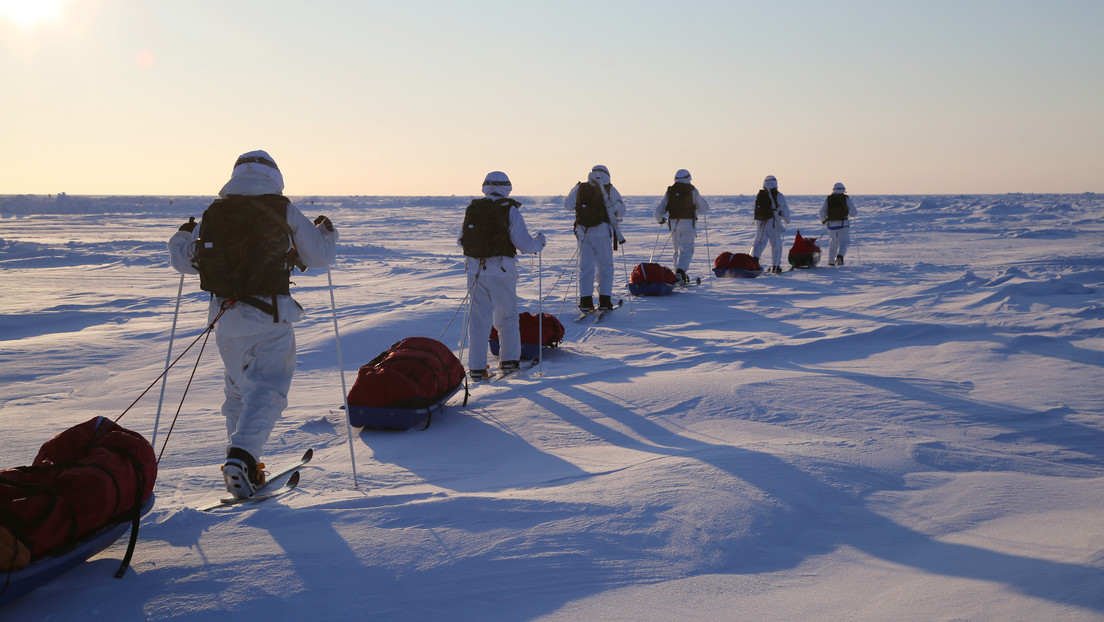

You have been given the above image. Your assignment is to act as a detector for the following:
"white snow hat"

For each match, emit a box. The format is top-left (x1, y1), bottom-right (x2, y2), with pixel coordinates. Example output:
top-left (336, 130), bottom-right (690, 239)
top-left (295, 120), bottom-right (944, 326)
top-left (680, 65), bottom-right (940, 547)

top-left (763, 175), bottom-right (778, 190)
top-left (219, 150), bottom-right (284, 197)
top-left (832, 182), bottom-right (847, 193)
top-left (674, 169), bottom-right (692, 183)
top-left (482, 171), bottom-right (512, 198)
top-left (589, 164), bottom-right (610, 185)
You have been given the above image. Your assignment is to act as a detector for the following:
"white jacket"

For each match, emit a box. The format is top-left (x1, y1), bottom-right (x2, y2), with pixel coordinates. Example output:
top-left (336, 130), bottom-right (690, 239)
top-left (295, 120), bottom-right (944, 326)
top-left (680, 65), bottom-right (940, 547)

top-left (168, 171), bottom-right (337, 335)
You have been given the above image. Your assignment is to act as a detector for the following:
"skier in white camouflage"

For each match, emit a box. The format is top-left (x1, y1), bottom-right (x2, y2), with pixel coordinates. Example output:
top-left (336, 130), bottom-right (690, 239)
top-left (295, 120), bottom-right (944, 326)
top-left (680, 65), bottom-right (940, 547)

top-left (168, 150), bottom-right (337, 499)
top-left (749, 174), bottom-right (791, 274)
top-left (654, 169), bottom-right (709, 284)
top-left (565, 164), bottom-right (626, 311)
top-left (819, 182), bottom-right (857, 266)
top-left (458, 171), bottom-right (546, 380)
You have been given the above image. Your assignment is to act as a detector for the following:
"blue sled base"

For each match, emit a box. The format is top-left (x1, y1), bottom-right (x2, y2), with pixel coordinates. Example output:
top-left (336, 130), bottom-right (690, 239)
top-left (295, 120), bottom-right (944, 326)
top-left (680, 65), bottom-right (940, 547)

top-left (713, 267), bottom-right (763, 278)
top-left (628, 282), bottom-right (675, 296)
top-left (346, 384), bottom-right (463, 431)
top-left (1, 494), bottom-right (156, 608)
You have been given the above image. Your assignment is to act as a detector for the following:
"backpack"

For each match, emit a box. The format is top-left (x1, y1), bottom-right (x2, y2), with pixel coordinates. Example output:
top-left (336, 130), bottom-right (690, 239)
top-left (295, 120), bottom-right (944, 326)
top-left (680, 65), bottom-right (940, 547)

top-left (825, 193), bottom-right (850, 221)
top-left (753, 189), bottom-right (776, 222)
top-left (574, 182), bottom-right (609, 228)
top-left (460, 197), bottom-right (518, 259)
top-left (192, 194), bottom-right (301, 318)
top-left (664, 183), bottom-right (697, 220)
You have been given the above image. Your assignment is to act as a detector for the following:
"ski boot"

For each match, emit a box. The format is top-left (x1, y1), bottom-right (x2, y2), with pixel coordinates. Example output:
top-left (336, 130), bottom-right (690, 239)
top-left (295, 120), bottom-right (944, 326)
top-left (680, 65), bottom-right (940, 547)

top-left (578, 296), bottom-right (594, 312)
top-left (598, 295), bottom-right (614, 311)
top-left (470, 367), bottom-right (490, 382)
top-left (223, 447), bottom-right (266, 499)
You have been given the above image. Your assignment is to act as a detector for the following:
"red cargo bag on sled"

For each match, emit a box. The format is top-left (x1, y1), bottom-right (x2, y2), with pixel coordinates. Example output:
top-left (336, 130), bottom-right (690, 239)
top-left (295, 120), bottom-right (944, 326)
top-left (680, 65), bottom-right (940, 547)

top-left (490, 312), bottom-right (565, 360)
top-left (628, 262), bottom-right (677, 296)
top-left (713, 252), bottom-right (763, 278)
top-left (787, 230), bottom-right (821, 269)
top-left (346, 337), bottom-right (466, 430)
top-left (1, 416), bottom-right (157, 605)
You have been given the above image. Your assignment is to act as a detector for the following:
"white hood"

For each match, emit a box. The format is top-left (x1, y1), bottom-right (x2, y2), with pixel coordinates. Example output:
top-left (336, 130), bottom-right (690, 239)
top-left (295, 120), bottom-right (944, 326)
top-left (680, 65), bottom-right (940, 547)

top-left (589, 165), bottom-right (611, 186)
top-left (482, 171), bottom-right (512, 198)
top-left (219, 150), bottom-right (284, 198)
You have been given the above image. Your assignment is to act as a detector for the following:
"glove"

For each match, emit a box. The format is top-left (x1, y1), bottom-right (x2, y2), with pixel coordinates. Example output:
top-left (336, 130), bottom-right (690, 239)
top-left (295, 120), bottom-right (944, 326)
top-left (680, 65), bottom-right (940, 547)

top-left (657, 217), bottom-right (667, 225)
top-left (314, 215), bottom-right (334, 231)
top-left (535, 232), bottom-right (546, 249)
top-left (178, 217), bottom-right (197, 233)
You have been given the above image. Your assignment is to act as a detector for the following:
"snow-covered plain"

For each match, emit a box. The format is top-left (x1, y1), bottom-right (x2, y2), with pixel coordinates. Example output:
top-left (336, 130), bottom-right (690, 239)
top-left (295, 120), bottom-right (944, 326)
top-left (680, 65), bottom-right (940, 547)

top-left (1, 192), bottom-right (1102, 621)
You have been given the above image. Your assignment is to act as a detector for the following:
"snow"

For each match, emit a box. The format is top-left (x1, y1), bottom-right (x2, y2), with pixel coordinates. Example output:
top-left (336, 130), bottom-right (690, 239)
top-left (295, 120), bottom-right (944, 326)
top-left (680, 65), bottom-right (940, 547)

top-left (1, 192), bottom-right (1103, 621)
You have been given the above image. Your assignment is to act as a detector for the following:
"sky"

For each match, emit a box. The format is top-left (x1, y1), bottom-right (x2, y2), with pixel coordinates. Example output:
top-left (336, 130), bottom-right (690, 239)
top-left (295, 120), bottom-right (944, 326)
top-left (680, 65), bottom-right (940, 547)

top-left (1, 0), bottom-right (1102, 197)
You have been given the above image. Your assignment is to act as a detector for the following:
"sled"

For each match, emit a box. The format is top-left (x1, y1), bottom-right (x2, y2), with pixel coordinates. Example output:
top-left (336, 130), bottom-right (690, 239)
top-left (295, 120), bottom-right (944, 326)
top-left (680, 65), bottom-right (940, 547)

top-left (345, 337), bottom-right (467, 430)
top-left (627, 281), bottom-right (676, 296)
top-left (489, 312), bottom-right (564, 361)
top-left (713, 252), bottom-right (763, 278)
top-left (628, 262), bottom-right (678, 295)
top-left (787, 231), bottom-right (821, 269)
top-left (489, 339), bottom-right (546, 361)
top-left (713, 267), bottom-right (763, 278)
top-left (346, 384), bottom-right (463, 431)
top-left (0, 494), bottom-right (156, 608)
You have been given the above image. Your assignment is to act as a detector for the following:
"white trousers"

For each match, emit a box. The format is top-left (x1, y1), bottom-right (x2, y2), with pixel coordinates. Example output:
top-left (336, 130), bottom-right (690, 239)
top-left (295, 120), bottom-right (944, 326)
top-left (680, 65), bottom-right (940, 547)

top-left (576, 224), bottom-right (615, 298)
top-left (826, 225), bottom-right (851, 261)
top-left (216, 321), bottom-right (296, 461)
top-left (466, 271), bottom-right (520, 371)
top-left (669, 219), bottom-right (697, 273)
top-left (751, 219), bottom-right (785, 267)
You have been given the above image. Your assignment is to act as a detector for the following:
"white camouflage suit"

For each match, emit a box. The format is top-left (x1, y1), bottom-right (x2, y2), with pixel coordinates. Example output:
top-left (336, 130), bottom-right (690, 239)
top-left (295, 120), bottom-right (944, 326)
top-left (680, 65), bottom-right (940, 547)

top-left (749, 175), bottom-right (791, 269)
top-left (654, 169), bottom-right (710, 275)
top-left (168, 151), bottom-right (337, 464)
top-left (458, 172), bottom-right (546, 373)
top-left (564, 166), bottom-right (626, 299)
top-left (818, 182), bottom-right (857, 264)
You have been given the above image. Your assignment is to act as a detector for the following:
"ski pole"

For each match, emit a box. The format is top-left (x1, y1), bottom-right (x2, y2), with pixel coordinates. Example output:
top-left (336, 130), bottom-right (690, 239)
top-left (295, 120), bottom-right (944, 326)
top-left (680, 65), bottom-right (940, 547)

top-left (537, 250), bottom-right (543, 369)
top-left (619, 243), bottom-right (634, 315)
top-left (852, 216), bottom-right (859, 265)
top-left (326, 267), bottom-right (359, 489)
top-left (701, 212), bottom-right (711, 282)
top-left (649, 220), bottom-right (665, 263)
top-left (152, 271), bottom-right (185, 448)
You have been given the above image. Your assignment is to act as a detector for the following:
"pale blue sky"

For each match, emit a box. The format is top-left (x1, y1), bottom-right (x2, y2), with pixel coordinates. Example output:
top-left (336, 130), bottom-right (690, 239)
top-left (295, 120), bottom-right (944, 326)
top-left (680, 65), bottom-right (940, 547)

top-left (2, 0), bottom-right (1101, 195)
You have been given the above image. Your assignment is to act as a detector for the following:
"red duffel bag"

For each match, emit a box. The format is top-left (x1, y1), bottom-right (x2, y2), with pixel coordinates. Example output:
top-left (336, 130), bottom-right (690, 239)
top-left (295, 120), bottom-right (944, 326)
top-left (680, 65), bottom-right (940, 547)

top-left (490, 312), bottom-right (564, 348)
top-left (630, 262), bottom-right (678, 284)
top-left (714, 252), bottom-right (761, 271)
top-left (347, 337), bottom-right (465, 410)
top-left (0, 416), bottom-right (157, 571)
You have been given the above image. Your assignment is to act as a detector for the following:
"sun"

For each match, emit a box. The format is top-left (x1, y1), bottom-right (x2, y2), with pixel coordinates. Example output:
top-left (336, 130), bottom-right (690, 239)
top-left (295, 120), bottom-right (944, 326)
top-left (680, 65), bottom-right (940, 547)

top-left (0, 0), bottom-right (64, 28)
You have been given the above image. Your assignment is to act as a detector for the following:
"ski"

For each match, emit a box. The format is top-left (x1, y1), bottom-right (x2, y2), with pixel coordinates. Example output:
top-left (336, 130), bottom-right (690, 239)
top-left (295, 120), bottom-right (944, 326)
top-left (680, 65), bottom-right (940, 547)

top-left (203, 471), bottom-right (302, 510)
top-left (486, 360), bottom-right (539, 383)
top-left (574, 309), bottom-right (597, 323)
top-left (200, 448), bottom-right (313, 511)
top-left (593, 299), bottom-right (624, 323)
top-left (676, 276), bottom-right (703, 287)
